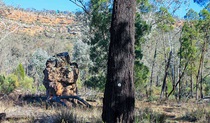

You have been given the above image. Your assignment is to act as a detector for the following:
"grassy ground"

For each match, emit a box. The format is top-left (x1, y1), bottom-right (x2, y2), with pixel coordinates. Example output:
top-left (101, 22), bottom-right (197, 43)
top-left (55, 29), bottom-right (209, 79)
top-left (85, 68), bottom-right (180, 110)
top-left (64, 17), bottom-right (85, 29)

top-left (0, 92), bottom-right (210, 123)
top-left (135, 99), bottom-right (210, 122)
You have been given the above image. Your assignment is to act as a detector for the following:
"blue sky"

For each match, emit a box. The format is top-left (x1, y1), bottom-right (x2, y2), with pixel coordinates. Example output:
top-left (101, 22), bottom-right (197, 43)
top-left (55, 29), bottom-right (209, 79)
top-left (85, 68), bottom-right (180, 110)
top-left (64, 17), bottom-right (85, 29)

top-left (2, 0), bottom-right (205, 18)
top-left (172, 1), bottom-right (204, 18)
top-left (2, 0), bottom-right (84, 12)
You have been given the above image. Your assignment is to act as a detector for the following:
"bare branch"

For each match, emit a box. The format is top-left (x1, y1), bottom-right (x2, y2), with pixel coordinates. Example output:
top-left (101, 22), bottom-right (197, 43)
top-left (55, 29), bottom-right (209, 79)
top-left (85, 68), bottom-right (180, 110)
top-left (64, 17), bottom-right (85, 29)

top-left (69, 0), bottom-right (90, 14)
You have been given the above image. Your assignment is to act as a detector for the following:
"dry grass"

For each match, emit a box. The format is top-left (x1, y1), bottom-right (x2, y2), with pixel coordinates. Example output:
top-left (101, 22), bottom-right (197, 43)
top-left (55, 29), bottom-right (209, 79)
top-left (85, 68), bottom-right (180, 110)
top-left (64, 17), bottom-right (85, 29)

top-left (135, 99), bottom-right (210, 122)
top-left (0, 97), bottom-right (102, 123)
top-left (36, 107), bottom-right (102, 123)
top-left (0, 99), bottom-right (56, 123)
top-left (1, 94), bottom-right (210, 123)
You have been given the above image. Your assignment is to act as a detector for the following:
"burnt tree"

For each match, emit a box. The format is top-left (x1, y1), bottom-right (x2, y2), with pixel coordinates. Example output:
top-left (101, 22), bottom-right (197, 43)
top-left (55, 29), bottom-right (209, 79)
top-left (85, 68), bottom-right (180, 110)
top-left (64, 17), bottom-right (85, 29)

top-left (102, 0), bottom-right (136, 122)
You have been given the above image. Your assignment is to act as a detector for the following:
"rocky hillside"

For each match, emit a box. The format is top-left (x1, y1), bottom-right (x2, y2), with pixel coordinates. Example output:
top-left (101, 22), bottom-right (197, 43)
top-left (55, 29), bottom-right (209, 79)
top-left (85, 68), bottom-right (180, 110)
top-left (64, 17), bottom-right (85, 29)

top-left (0, 5), bottom-right (87, 82)
top-left (0, 7), bottom-right (81, 36)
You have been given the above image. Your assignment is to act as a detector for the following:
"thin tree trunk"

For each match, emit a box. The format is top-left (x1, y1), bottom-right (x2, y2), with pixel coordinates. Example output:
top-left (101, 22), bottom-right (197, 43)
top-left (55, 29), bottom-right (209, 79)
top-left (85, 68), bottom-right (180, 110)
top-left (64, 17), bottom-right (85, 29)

top-left (102, 0), bottom-right (136, 122)
top-left (178, 39), bottom-right (182, 102)
top-left (196, 40), bottom-right (206, 100)
top-left (160, 51), bottom-right (172, 100)
top-left (156, 76), bottom-right (159, 86)
top-left (173, 63), bottom-right (177, 99)
top-left (178, 75), bottom-right (182, 101)
top-left (200, 72), bottom-right (203, 98)
top-left (199, 32), bottom-right (208, 99)
top-left (160, 33), bottom-right (167, 100)
top-left (190, 69), bottom-right (193, 98)
top-left (149, 40), bottom-right (158, 96)
top-left (167, 59), bottom-right (189, 98)
top-left (200, 51), bottom-right (205, 98)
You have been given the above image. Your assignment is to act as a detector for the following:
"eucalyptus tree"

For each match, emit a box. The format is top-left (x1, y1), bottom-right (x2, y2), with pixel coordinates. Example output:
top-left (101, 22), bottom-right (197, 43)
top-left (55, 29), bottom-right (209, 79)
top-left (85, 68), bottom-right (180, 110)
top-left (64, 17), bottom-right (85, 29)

top-left (166, 0), bottom-right (210, 100)
top-left (195, 8), bottom-right (210, 99)
top-left (69, 0), bottom-right (151, 91)
top-left (153, 7), bottom-right (175, 100)
top-left (177, 22), bottom-right (198, 100)
top-left (102, 0), bottom-right (136, 122)
top-left (167, 9), bottom-right (199, 100)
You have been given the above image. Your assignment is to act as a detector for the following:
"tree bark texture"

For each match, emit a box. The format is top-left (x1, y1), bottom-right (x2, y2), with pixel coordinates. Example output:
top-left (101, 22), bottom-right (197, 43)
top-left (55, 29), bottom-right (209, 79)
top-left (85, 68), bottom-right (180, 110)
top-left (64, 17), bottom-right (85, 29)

top-left (102, 0), bottom-right (136, 122)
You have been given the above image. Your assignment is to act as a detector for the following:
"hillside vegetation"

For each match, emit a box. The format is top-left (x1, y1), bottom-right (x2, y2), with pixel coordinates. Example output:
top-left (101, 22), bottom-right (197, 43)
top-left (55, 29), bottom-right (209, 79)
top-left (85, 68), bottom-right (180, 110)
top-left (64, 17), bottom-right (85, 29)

top-left (0, 0), bottom-right (210, 122)
top-left (0, 4), bottom-right (87, 94)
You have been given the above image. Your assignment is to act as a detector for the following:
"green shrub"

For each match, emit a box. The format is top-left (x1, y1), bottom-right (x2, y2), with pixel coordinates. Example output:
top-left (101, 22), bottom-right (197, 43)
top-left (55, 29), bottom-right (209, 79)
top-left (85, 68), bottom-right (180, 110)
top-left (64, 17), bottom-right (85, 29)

top-left (7, 74), bottom-right (19, 87)
top-left (38, 85), bottom-right (46, 92)
top-left (0, 73), bottom-right (35, 94)
top-left (0, 74), bottom-right (16, 94)
top-left (134, 62), bottom-right (149, 91)
top-left (20, 76), bottom-right (34, 90)
top-left (0, 74), bottom-right (5, 85)
top-left (13, 63), bottom-right (35, 92)
top-left (84, 73), bottom-right (106, 91)
top-left (14, 63), bottom-right (25, 80)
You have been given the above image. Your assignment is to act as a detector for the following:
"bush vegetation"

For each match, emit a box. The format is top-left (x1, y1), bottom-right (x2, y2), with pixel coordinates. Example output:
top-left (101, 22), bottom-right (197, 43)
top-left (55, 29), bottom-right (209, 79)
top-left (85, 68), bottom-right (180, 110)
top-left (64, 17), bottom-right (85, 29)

top-left (0, 63), bottom-right (34, 94)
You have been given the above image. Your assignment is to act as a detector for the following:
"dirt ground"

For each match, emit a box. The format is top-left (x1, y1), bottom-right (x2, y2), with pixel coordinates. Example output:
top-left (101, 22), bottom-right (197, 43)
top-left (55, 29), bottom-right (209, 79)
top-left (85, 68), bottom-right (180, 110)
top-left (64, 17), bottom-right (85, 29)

top-left (0, 93), bottom-right (210, 123)
top-left (135, 99), bottom-right (210, 123)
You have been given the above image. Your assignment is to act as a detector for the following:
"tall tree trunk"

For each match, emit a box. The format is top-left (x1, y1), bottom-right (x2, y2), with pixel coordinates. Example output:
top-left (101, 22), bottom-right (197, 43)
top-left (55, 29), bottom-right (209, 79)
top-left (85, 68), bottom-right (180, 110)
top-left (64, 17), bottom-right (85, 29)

top-left (200, 71), bottom-right (203, 98)
top-left (199, 31), bottom-right (209, 99)
top-left (200, 41), bottom-right (206, 99)
top-left (149, 40), bottom-right (158, 96)
top-left (196, 40), bottom-right (206, 100)
top-left (156, 76), bottom-right (159, 86)
top-left (160, 51), bottom-right (172, 100)
top-left (190, 69), bottom-right (193, 98)
top-left (178, 73), bottom-right (182, 101)
top-left (178, 40), bottom-right (182, 102)
top-left (167, 59), bottom-right (189, 98)
top-left (102, 0), bottom-right (136, 122)
top-left (173, 63), bottom-right (177, 99)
